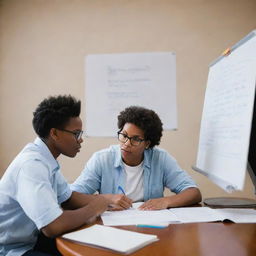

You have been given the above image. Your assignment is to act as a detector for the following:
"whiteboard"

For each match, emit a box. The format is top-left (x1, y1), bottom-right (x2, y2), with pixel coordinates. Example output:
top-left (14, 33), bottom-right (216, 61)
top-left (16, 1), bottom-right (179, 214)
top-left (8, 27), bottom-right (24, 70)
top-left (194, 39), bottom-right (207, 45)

top-left (195, 30), bottom-right (256, 191)
top-left (85, 52), bottom-right (177, 136)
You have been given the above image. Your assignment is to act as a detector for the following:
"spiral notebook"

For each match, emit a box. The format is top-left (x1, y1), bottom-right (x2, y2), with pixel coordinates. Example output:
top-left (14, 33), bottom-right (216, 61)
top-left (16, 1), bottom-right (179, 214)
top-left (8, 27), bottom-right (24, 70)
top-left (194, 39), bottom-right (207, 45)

top-left (62, 224), bottom-right (159, 254)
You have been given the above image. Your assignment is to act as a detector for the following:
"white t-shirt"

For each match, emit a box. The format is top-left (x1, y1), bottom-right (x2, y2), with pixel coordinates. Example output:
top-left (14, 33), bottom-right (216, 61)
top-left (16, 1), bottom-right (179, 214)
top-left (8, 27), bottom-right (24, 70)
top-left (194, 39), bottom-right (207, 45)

top-left (124, 162), bottom-right (144, 202)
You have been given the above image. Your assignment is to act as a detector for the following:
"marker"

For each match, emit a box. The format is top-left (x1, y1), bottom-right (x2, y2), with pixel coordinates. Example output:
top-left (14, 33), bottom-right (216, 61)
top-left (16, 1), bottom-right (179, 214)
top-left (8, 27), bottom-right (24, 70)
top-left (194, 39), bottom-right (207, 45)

top-left (136, 224), bottom-right (168, 229)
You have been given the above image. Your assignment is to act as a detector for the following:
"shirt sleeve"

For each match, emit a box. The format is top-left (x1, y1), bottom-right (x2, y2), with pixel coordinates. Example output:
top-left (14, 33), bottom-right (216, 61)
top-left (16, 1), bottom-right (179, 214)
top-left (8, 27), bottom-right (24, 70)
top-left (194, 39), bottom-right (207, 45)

top-left (70, 153), bottom-right (101, 194)
top-left (56, 171), bottom-right (72, 204)
top-left (163, 152), bottom-right (198, 194)
top-left (16, 159), bottom-right (63, 230)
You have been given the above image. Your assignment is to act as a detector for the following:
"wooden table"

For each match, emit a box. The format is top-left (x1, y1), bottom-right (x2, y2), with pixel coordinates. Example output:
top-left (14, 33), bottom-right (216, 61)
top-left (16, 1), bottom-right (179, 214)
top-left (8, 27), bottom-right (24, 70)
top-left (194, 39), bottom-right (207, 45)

top-left (56, 221), bottom-right (256, 256)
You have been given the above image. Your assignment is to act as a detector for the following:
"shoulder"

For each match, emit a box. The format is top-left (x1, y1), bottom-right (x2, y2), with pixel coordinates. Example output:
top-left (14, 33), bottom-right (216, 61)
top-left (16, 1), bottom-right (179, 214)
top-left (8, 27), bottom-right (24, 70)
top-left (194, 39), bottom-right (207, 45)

top-left (18, 141), bottom-right (58, 179)
top-left (21, 151), bottom-right (52, 172)
top-left (6, 143), bottom-right (49, 174)
top-left (151, 146), bottom-right (168, 154)
top-left (144, 147), bottom-right (178, 170)
top-left (148, 147), bottom-right (175, 160)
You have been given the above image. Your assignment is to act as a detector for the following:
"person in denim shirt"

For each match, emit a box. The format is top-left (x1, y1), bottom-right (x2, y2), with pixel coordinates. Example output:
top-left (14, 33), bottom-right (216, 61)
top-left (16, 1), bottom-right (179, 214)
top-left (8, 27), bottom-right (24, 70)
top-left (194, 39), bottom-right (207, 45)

top-left (0, 95), bottom-right (110, 256)
top-left (71, 106), bottom-right (201, 210)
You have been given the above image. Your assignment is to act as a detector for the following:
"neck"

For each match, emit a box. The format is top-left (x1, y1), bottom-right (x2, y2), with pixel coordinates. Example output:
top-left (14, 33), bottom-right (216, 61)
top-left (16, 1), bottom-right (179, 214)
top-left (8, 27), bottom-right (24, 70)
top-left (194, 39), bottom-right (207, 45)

top-left (41, 137), bottom-right (60, 159)
top-left (122, 156), bottom-right (144, 167)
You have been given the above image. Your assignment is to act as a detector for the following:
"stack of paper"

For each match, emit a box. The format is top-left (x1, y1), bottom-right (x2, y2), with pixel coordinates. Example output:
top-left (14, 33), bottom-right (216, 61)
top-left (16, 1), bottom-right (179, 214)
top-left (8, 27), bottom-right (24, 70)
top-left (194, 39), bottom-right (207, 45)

top-left (62, 224), bottom-right (159, 254)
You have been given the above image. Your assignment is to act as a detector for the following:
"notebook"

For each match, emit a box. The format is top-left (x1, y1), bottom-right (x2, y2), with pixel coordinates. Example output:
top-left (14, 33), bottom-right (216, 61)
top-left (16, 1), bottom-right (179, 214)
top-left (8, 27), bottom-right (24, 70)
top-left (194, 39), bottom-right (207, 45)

top-left (62, 224), bottom-right (159, 254)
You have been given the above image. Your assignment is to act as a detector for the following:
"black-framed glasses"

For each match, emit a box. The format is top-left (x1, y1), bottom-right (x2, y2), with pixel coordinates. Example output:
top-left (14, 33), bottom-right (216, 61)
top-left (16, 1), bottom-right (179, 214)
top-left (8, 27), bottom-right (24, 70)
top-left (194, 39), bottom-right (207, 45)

top-left (117, 132), bottom-right (145, 146)
top-left (58, 129), bottom-right (83, 141)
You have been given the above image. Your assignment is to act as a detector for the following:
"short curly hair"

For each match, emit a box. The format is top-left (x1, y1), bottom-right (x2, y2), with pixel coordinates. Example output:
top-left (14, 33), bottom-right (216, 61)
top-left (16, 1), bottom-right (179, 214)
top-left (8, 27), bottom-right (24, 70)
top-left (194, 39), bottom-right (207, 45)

top-left (32, 95), bottom-right (81, 138)
top-left (117, 106), bottom-right (163, 148)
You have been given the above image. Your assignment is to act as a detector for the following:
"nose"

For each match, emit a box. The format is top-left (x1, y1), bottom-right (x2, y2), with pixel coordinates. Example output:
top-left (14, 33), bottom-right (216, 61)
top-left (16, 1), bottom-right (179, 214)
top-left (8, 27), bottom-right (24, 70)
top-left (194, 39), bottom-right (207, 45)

top-left (78, 137), bottom-right (83, 144)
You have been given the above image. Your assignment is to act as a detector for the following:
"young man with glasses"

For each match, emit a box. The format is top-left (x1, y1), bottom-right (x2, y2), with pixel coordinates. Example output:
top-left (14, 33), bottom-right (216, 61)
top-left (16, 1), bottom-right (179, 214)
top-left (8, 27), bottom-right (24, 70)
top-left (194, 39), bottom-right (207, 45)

top-left (0, 95), bottom-right (110, 256)
top-left (71, 106), bottom-right (201, 211)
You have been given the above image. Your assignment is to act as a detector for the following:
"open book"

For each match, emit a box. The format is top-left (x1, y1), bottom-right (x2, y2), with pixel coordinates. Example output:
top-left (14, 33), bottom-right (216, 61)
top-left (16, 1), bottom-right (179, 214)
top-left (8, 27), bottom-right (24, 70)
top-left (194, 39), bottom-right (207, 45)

top-left (170, 207), bottom-right (256, 223)
top-left (101, 203), bottom-right (256, 226)
top-left (62, 224), bottom-right (159, 254)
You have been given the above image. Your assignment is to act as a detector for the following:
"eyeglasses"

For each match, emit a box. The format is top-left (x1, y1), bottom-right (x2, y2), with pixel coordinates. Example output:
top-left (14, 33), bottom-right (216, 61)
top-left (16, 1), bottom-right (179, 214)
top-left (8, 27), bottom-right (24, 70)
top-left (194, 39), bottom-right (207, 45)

top-left (117, 132), bottom-right (145, 146)
top-left (58, 129), bottom-right (83, 141)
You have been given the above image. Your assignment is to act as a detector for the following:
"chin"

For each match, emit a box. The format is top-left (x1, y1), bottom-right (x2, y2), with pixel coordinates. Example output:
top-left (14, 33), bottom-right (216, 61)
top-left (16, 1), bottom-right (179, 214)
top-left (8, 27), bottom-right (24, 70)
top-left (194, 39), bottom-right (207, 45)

top-left (70, 152), bottom-right (78, 158)
top-left (63, 152), bottom-right (77, 158)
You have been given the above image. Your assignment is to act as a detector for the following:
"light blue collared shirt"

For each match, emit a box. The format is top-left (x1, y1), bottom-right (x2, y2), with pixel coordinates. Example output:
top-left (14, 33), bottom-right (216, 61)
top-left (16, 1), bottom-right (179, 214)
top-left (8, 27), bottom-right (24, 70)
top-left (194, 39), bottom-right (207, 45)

top-left (0, 138), bottom-right (72, 256)
top-left (71, 145), bottom-right (197, 200)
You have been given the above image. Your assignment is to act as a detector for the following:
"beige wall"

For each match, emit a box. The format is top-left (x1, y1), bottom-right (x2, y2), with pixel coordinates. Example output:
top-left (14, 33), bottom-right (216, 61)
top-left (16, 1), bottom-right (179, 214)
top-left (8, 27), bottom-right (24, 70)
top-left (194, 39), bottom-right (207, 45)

top-left (1, 0), bottom-right (256, 200)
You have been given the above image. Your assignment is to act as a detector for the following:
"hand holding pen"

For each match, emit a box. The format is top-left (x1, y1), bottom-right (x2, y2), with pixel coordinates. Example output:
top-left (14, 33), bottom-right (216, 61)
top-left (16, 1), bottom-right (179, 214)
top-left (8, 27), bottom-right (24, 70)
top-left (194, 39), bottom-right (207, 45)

top-left (107, 186), bottom-right (133, 210)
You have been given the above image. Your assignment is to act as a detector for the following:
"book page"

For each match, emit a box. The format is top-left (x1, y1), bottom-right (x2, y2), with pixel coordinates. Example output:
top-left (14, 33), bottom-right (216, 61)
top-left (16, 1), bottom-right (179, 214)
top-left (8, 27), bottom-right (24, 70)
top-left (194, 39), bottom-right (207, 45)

top-left (170, 207), bottom-right (256, 223)
top-left (169, 207), bottom-right (223, 223)
top-left (215, 208), bottom-right (256, 223)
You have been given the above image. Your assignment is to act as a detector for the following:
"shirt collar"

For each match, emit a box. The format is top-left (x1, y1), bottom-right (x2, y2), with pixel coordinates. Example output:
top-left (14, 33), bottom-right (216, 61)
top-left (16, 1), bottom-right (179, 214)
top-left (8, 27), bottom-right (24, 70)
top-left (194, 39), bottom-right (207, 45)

top-left (34, 137), bottom-right (60, 172)
top-left (143, 148), bottom-right (151, 168)
top-left (114, 146), bottom-right (123, 168)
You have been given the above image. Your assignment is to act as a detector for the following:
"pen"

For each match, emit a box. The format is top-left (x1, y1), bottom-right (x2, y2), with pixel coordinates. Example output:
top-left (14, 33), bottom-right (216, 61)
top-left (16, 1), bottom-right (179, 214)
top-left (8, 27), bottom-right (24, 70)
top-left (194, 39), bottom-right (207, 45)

top-left (136, 224), bottom-right (167, 229)
top-left (118, 185), bottom-right (126, 195)
top-left (117, 185), bottom-right (133, 209)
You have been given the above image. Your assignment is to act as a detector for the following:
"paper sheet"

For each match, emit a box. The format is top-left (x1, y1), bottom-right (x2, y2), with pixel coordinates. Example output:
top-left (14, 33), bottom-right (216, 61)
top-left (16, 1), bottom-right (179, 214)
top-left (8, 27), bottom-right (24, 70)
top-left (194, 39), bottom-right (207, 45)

top-left (101, 202), bottom-right (179, 226)
top-left (102, 204), bottom-right (256, 225)
top-left (62, 224), bottom-right (159, 254)
top-left (195, 33), bottom-right (256, 191)
top-left (85, 52), bottom-right (177, 136)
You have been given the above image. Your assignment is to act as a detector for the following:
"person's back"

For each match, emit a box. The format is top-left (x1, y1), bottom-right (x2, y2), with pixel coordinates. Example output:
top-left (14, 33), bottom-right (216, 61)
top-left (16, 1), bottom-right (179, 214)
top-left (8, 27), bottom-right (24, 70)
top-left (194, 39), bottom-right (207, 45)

top-left (0, 141), bottom-right (62, 255)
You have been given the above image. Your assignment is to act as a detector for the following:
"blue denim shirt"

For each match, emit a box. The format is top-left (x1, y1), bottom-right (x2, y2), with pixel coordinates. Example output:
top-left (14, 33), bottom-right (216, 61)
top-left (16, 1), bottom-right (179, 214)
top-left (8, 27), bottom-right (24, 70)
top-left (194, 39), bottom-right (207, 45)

top-left (0, 138), bottom-right (72, 256)
top-left (71, 145), bottom-right (197, 201)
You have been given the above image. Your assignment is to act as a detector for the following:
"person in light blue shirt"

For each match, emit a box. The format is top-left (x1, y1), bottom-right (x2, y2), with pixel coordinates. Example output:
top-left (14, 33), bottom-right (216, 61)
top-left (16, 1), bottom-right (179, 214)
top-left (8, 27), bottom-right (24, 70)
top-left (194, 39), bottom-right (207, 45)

top-left (71, 106), bottom-right (202, 210)
top-left (0, 95), bottom-right (110, 256)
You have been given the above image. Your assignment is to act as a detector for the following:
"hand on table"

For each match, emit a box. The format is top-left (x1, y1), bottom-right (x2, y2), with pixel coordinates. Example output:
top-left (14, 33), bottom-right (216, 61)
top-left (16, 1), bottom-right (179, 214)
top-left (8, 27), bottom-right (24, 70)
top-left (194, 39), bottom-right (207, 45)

top-left (139, 198), bottom-right (169, 210)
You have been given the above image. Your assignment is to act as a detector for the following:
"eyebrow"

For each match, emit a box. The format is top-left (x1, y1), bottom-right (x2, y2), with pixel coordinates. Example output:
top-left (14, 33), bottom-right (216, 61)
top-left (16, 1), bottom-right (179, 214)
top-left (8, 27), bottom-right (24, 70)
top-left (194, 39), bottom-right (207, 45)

top-left (122, 131), bottom-right (143, 138)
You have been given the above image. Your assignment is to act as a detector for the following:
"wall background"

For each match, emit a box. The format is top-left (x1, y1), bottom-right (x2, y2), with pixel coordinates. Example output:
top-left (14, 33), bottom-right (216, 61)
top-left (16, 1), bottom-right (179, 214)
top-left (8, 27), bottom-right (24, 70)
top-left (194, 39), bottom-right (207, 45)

top-left (1, 0), bottom-right (256, 200)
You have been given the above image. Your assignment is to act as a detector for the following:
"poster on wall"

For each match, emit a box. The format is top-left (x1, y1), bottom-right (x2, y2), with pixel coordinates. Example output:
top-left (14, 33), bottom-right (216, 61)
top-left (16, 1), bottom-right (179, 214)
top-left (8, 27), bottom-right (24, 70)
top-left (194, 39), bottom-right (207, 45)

top-left (85, 52), bottom-right (177, 137)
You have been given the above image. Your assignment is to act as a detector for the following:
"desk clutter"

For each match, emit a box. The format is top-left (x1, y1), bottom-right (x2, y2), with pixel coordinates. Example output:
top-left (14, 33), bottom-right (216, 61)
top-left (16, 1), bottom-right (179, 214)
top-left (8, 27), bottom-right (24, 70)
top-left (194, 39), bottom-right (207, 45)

top-left (62, 206), bottom-right (256, 254)
top-left (101, 203), bottom-right (256, 226)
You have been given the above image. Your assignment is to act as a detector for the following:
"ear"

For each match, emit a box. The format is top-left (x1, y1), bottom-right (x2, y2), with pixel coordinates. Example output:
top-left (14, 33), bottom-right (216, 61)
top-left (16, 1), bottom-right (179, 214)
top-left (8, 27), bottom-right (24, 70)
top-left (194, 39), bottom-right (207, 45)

top-left (145, 141), bottom-right (151, 149)
top-left (49, 128), bottom-right (59, 141)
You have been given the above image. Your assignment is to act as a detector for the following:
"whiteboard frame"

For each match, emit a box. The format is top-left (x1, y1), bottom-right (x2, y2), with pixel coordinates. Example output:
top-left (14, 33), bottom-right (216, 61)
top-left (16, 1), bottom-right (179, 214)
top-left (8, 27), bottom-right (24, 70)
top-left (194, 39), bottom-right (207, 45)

top-left (193, 30), bottom-right (256, 192)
